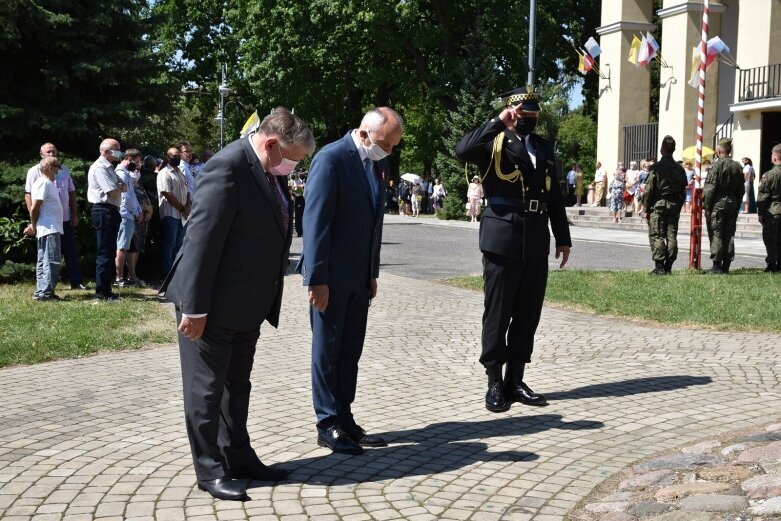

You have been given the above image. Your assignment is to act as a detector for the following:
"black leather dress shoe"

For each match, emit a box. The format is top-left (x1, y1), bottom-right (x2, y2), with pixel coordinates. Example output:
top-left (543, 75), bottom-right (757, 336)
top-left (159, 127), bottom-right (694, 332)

top-left (505, 380), bottom-right (548, 406)
top-left (486, 379), bottom-right (510, 412)
top-left (196, 478), bottom-right (248, 501)
top-left (317, 427), bottom-right (364, 455)
top-left (346, 426), bottom-right (388, 447)
top-left (230, 462), bottom-right (289, 482)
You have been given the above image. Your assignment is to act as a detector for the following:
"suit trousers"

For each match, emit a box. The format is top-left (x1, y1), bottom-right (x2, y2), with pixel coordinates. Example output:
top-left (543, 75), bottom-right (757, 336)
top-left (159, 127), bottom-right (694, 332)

top-left (480, 252), bottom-right (548, 370)
top-left (61, 221), bottom-right (82, 286)
top-left (177, 311), bottom-right (261, 480)
top-left (310, 288), bottom-right (370, 433)
top-left (91, 204), bottom-right (120, 298)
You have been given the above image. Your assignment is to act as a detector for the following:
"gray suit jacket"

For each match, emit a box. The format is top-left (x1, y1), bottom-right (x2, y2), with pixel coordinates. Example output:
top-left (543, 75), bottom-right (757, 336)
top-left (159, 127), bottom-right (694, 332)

top-left (161, 137), bottom-right (292, 330)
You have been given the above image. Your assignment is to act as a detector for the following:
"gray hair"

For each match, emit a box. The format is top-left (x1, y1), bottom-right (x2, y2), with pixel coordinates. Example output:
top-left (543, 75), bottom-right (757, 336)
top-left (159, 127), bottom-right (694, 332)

top-left (360, 107), bottom-right (404, 131)
top-left (259, 107), bottom-right (315, 155)
top-left (629, 161), bottom-right (638, 169)
top-left (99, 138), bottom-right (119, 154)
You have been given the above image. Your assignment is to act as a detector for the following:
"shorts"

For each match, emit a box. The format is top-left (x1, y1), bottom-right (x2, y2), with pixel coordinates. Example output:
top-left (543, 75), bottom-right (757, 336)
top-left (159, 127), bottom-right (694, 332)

top-left (117, 218), bottom-right (136, 251)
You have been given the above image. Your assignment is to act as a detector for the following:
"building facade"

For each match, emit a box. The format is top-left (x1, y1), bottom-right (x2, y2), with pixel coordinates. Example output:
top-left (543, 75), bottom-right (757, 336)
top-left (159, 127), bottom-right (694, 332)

top-left (596, 0), bottom-right (781, 185)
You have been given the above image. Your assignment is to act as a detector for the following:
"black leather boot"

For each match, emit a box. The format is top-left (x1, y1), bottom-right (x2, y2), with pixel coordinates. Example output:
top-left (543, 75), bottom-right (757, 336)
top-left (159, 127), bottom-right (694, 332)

top-left (722, 259), bottom-right (731, 274)
top-left (706, 261), bottom-right (723, 275)
top-left (504, 361), bottom-right (548, 406)
top-left (650, 260), bottom-right (666, 275)
top-left (663, 259), bottom-right (674, 274)
top-left (764, 263), bottom-right (775, 273)
top-left (485, 365), bottom-right (510, 413)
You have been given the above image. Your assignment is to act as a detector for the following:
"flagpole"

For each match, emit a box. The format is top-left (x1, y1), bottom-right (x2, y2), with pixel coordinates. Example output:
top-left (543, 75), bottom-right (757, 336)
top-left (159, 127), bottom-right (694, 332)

top-left (690, 0), bottom-right (710, 270)
top-left (528, 0), bottom-right (537, 85)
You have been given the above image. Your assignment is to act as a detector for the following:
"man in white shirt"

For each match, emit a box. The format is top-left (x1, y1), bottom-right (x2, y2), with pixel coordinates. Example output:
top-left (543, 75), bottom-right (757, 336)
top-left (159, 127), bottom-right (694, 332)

top-left (24, 142), bottom-right (85, 290)
top-left (87, 138), bottom-right (125, 301)
top-left (24, 157), bottom-right (64, 301)
top-left (157, 147), bottom-right (190, 279)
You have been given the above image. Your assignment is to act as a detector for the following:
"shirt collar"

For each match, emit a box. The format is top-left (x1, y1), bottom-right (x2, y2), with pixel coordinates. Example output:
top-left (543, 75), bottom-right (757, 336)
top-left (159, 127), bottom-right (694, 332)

top-left (351, 130), bottom-right (368, 162)
top-left (98, 156), bottom-right (113, 168)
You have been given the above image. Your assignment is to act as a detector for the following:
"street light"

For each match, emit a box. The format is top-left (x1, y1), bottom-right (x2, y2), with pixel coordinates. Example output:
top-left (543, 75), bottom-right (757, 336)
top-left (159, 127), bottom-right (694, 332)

top-left (215, 64), bottom-right (230, 149)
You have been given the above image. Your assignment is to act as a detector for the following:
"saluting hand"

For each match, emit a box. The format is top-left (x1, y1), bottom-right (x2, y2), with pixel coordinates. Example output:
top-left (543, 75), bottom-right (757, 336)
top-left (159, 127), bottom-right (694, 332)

top-left (499, 107), bottom-right (520, 129)
top-left (555, 245), bottom-right (570, 269)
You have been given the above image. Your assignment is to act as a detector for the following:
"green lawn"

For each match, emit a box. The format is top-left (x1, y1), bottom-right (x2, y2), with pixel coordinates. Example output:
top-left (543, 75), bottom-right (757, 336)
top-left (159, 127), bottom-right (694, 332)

top-left (444, 269), bottom-right (781, 332)
top-left (0, 284), bottom-right (176, 367)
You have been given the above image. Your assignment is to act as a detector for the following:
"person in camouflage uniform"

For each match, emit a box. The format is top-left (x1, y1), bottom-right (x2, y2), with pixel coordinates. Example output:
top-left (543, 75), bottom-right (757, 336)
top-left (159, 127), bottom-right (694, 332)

top-left (643, 136), bottom-right (688, 275)
top-left (702, 138), bottom-right (745, 274)
top-left (757, 144), bottom-right (781, 272)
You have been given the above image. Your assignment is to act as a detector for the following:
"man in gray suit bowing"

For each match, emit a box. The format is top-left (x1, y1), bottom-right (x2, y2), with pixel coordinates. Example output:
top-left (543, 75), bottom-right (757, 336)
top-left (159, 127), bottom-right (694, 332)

top-left (162, 107), bottom-right (315, 501)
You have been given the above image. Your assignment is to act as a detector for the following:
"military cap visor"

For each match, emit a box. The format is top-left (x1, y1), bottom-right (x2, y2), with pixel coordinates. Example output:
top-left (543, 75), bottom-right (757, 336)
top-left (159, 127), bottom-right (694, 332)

top-left (499, 86), bottom-right (541, 113)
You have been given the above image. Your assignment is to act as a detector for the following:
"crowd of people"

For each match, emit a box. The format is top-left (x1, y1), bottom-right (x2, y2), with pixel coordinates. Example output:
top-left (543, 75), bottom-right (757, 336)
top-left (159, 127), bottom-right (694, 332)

top-left (384, 176), bottom-right (447, 216)
top-left (22, 140), bottom-right (215, 301)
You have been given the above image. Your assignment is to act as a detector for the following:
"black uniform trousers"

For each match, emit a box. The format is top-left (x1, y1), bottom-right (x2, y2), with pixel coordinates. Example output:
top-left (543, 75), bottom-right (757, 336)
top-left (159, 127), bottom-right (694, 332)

top-left (480, 252), bottom-right (549, 369)
top-left (176, 311), bottom-right (262, 481)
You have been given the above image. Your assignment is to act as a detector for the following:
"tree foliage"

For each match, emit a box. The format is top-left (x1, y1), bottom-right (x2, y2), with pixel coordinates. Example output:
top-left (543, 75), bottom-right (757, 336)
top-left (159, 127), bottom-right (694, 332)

top-left (0, 0), bottom-right (176, 159)
top-left (557, 110), bottom-right (598, 182)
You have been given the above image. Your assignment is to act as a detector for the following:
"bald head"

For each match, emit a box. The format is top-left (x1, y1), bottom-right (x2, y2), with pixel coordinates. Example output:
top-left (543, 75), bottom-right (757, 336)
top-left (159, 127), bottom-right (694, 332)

top-left (99, 138), bottom-right (121, 163)
top-left (358, 107), bottom-right (403, 156)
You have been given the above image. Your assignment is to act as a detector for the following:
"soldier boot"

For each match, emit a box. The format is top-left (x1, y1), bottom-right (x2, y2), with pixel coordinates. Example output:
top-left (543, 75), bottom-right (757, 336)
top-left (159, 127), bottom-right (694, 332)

top-left (650, 261), bottom-right (666, 275)
top-left (663, 259), bottom-right (674, 274)
top-left (504, 361), bottom-right (548, 406)
top-left (485, 365), bottom-right (510, 413)
top-left (722, 260), bottom-right (731, 274)
top-left (706, 261), bottom-right (724, 275)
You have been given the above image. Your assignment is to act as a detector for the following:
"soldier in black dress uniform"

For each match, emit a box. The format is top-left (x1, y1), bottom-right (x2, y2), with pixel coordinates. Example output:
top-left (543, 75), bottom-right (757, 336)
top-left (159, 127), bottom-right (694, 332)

top-left (455, 86), bottom-right (572, 413)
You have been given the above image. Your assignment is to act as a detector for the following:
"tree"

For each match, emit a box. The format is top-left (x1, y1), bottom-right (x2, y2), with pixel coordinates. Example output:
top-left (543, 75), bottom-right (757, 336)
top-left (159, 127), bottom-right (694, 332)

top-left (0, 0), bottom-right (176, 159)
top-left (556, 110), bottom-right (597, 183)
top-left (433, 22), bottom-right (498, 221)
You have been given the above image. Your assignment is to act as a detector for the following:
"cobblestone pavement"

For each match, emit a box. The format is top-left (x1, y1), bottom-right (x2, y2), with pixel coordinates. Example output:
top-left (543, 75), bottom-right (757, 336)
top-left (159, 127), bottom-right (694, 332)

top-left (1, 273), bottom-right (780, 521)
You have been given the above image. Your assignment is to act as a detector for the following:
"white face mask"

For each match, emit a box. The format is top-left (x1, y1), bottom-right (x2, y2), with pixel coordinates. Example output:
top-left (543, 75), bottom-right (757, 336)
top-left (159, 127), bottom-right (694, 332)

top-left (129, 171), bottom-right (141, 181)
top-left (363, 132), bottom-right (389, 161)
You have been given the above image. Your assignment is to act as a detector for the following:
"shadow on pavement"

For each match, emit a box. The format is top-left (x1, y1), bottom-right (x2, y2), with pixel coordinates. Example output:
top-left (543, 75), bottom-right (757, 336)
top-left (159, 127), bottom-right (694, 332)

top-left (248, 414), bottom-right (603, 488)
top-left (546, 375), bottom-right (713, 401)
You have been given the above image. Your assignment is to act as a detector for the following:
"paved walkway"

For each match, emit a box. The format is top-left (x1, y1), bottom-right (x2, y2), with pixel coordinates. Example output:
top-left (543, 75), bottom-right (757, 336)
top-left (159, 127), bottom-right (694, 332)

top-left (1, 273), bottom-right (779, 520)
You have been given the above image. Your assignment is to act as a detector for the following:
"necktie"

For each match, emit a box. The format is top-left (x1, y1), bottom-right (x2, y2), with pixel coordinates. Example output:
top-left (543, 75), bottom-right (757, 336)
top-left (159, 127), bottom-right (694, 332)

top-left (364, 159), bottom-right (378, 207)
top-left (267, 175), bottom-right (289, 232)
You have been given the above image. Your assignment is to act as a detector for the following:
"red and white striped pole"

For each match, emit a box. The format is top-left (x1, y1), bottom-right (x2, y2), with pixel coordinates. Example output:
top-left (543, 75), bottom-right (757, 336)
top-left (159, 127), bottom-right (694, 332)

top-left (689, 0), bottom-right (710, 269)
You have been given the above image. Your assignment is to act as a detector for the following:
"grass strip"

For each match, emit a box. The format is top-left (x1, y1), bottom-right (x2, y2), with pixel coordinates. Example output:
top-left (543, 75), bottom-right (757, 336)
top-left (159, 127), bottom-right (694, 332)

top-left (0, 284), bottom-right (176, 367)
top-left (444, 269), bottom-right (781, 333)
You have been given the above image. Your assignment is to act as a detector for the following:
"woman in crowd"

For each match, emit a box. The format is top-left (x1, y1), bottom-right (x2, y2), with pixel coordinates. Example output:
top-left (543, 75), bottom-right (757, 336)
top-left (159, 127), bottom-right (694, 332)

top-left (742, 157), bottom-right (756, 213)
top-left (411, 181), bottom-right (422, 217)
top-left (466, 175), bottom-right (483, 223)
top-left (574, 164), bottom-right (585, 206)
top-left (683, 159), bottom-right (695, 213)
top-left (634, 160), bottom-right (651, 214)
top-left (608, 166), bottom-right (627, 223)
top-left (431, 178), bottom-right (446, 214)
top-left (625, 161), bottom-right (640, 212)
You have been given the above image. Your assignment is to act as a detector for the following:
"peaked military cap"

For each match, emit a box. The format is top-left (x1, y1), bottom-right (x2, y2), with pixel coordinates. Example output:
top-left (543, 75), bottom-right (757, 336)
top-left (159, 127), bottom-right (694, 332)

top-left (499, 85), bottom-right (541, 113)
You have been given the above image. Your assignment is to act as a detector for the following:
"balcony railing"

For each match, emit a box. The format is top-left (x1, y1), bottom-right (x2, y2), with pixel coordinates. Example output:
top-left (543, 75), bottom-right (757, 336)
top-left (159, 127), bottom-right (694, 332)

top-left (738, 64), bottom-right (781, 102)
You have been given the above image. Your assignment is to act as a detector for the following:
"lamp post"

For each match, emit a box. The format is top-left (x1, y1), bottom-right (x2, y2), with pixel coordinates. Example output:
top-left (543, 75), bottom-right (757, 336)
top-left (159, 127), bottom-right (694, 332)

top-left (215, 64), bottom-right (230, 149)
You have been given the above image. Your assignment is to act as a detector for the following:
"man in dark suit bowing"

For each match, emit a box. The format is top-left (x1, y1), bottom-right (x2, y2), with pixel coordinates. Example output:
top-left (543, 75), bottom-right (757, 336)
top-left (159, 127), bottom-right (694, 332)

top-left (162, 107), bottom-right (315, 500)
top-left (297, 107), bottom-right (403, 455)
top-left (456, 86), bottom-right (571, 414)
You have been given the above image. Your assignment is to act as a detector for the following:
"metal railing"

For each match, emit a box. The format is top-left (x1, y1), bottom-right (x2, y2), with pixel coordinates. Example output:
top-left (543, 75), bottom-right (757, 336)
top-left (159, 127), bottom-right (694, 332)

top-left (738, 64), bottom-right (781, 102)
top-left (712, 114), bottom-right (734, 149)
top-left (623, 122), bottom-right (658, 164)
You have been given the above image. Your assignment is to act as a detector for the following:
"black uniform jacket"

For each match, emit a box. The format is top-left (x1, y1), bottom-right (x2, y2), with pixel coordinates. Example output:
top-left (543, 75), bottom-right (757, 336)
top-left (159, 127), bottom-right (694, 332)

top-left (456, 117), bottom-right (571, 261)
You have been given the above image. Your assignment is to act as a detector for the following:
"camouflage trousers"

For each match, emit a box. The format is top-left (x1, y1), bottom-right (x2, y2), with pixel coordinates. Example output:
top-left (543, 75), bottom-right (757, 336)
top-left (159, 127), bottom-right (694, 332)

top-left (648, 210), bottom-right (681, 262)
top-left (762, 213), bottom-right (781, 265)
top-left (706, 205), bottom-right (738, 262)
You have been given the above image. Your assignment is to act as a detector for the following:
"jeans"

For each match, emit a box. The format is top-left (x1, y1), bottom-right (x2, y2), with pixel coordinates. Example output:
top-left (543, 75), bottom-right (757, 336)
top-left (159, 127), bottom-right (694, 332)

top-left (92, 204), bottom-right (121, 297)
top-left (61, 221), bottom-right (82, 286)
top-left (161, 216), bottom-right (184, 279)
top-left (35, 233), bottom-right (61, 299)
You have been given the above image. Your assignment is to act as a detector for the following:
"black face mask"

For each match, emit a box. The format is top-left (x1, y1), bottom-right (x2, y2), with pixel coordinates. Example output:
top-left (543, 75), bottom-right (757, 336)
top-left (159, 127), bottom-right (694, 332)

top-left (515, 117), bottom-right (538, 136)
top-left (168, 157), bottom-right (181, 167)
top-left (127, 162), bottom-right (137, 172)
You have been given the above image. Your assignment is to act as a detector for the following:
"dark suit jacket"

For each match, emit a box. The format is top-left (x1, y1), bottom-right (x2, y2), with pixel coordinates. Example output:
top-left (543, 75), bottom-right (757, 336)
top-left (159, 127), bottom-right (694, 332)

top-left (161, 137), bottom-right (292, 330)
top-left (297, 131), bottom-right (385, 291)
top-left (456, 118), bottom-right (571, 260)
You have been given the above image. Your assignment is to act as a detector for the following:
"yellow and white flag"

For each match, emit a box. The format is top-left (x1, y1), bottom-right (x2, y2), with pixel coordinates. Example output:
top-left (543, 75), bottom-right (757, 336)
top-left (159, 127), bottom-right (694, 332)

top-left (688, 46), bottom-right (701, 88)
top-left (240, 111), bottom-right (260, 139)
top-left (627, 35), bottom-right (641, 66)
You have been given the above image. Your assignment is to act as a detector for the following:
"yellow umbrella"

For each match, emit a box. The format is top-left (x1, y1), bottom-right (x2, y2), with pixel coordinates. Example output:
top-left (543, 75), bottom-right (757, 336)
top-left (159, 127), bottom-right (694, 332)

top-left (681, 145), bottom-right (715, 160)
